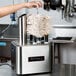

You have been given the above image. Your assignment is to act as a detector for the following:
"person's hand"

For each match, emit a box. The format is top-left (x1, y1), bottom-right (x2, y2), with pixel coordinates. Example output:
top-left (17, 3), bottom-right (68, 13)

top-left (26, 1), bottom-right (42, 8)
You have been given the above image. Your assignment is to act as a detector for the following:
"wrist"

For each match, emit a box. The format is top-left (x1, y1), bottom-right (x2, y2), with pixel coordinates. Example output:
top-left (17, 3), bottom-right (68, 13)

top-left (24, 2), bottom-right (30, 8)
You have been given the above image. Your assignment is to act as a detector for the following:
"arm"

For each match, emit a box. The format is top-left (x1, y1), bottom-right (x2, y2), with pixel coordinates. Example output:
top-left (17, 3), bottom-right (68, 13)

top-left (0, 1), bottom-right (42, 18)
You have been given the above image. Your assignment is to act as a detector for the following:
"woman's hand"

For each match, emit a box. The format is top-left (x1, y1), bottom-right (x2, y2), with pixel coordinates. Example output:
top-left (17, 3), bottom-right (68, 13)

top-left (26, 1), bottom-right (42, 8)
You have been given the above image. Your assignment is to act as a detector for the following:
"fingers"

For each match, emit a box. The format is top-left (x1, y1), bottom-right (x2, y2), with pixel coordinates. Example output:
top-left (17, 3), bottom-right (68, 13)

top-left (27, 1), bottom-right (42, 8)
top-left (36, 1), bottom-right (42, 8)
top-left (31, 1), bottom-right (42, 8)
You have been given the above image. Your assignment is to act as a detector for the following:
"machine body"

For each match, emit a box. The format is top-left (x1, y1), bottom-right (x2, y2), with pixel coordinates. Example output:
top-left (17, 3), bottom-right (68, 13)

top-left (11, 42), bottom-right (51, 75)
top-left (11, 14), bottom-right (51, 75)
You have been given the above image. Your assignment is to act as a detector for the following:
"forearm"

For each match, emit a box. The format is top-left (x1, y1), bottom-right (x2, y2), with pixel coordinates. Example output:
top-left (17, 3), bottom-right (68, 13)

top-left (0, 3), bottom-right (26, 18)
top-left (0, 1), bottom-right (42, 18)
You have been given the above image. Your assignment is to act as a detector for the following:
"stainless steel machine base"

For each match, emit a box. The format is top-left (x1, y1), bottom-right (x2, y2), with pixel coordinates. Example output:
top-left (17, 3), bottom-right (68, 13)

top-left (11, 41), bottom-right (51, 75)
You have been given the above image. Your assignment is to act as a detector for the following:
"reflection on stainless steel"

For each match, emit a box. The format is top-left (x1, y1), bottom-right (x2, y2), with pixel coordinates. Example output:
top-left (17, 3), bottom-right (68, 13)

top-left (11, 42), bottom-right (51, 75)
top-left (62, 0), bottom-right (76, 20)
top-left (18, 14), bottom-right (27, 45)
top-left (1, 64), bottom-right (76, 76)
top-left (52, 64), bottom-right (76, 76)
